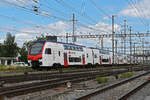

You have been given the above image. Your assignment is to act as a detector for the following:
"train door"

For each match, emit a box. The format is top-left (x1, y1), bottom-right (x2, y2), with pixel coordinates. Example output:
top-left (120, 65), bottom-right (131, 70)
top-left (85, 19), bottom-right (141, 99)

top-left (43, 48), bottom-right (53, 66)
top-left (92, 49), bottom-right (99, 65)
top-left (84, 48), bottom-right (93, 65)
top-left (82, 54), bottom-right (85, 66)
top-left (109, 57), bottom-right (111, 64)
top-left (92, 50), bottom-right (94, 64)
top-left (99, 56), bottom-right (102, 65)
top-left (52, 46), bottom-right (63, 65)
top-left (64, 52), bottom-right (68, 67)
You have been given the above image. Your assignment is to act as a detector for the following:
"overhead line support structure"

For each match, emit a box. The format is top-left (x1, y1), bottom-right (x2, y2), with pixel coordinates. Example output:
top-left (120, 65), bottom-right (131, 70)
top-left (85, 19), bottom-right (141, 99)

top-left (112, 15), bottom-right (115, 65)
top-left (71, 13), bottom-right (77, 44)
top-left (124, 20), bottom-right (127, 55)
top-left (129, 26), bottom-right (132, 64)
top-left (56, 32), bottom-right (150, 38)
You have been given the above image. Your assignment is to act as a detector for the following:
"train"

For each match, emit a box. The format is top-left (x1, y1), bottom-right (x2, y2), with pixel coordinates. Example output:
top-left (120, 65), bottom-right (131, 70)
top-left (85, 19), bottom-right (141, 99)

top-left (28, 40), bottom-right (133, 69)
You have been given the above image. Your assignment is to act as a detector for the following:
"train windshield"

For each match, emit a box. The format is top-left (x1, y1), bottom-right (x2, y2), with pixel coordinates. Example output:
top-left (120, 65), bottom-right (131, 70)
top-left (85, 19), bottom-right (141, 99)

top-left (30, 42), bottom-right (45, 55)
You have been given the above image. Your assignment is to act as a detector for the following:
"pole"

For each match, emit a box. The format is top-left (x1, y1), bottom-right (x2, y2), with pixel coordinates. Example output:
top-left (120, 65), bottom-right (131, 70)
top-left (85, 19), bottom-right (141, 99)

top-left (66, 33), bottom-right (68, 43)
top-left (115, 40), bottom-right (117, 54)
top-left (72, 13), bottom-right (75, 43)
top-left (133, 43), bottom-right (136, 64)
top-left (121, 31), bottom-right (124, 54)
top-left (112, 15), bottom-right (115, 64)
top-left (101, 37), bottom-right (103, 49)
top-left (129, 26), bottom-right (132, 64)
top-left (142, 38), bottom-right (144, 64)
top-left (123, 20), bottom-right (126, 56)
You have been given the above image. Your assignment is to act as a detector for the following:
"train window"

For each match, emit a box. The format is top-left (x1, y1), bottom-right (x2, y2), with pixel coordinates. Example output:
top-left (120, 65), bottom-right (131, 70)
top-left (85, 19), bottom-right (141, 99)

top-left (80, 47), bottom-right (83, 51)
top-left (58, 51), bottom-right (61, 56)
top-left (71, 46), bottom-right (74, 50)
top-left (67, 45), bottom-right (70, 50)
top-left (45, 48), bottom-right (51, 54)
top-left (77, 47), bottom-right (80, 51)
top-left (72, 46), bottom-right (75, 50)
top-left (69, 57), bottom-right (81, 62)
top-left (69, 57), bottom-right (73, 62)
top-left (102, 59), bottom-right (109, 62)
top-left (64, 45), bottom-right (68, 50)
top-left (75, 46), bottom-right (77, 50)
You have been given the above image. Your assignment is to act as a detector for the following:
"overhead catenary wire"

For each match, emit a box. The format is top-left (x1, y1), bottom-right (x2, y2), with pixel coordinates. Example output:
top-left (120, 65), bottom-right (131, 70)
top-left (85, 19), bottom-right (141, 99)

top-left (0, 26), bottom-right (61, 36)
top-left (89, 0), bottom-right (111, 19)
top-left (80, 0), bottom-right (86, 15)
top-left (1, 0), bottom-right (108, 33)
top-left (0, 13), bottom-right (62, 32)
top-left (37, 0), bottom-right (110, 33)
top-left (76, 22), bottom-right (109, 33)
top-left (39, 0), bottom-right (70, 18)
top-left (40, 0), bottom-right (105, 32)
top-left (1, 0), bottom-right (69, 22)
top-left (54, 0), bottom-right (98, 25)
top-left (126, 0), bottom-right (147, 27)
top-left (132, 0), bottom-right (150, 30)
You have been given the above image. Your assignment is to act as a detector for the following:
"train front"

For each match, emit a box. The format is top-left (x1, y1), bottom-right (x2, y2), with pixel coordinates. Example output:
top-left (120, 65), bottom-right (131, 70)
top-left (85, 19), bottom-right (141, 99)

top-left (28, 41), bottom-right (46, 68)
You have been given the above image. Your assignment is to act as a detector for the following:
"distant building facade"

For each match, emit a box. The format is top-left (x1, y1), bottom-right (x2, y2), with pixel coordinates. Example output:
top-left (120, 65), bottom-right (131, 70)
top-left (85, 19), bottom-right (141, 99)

top-left (0, 57), bottom-right (17, 65)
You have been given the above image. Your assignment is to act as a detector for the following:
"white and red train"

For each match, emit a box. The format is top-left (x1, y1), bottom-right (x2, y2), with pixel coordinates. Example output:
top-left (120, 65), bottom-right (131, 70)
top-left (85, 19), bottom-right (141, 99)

top-left (28, 40), bottom-right (130, 69)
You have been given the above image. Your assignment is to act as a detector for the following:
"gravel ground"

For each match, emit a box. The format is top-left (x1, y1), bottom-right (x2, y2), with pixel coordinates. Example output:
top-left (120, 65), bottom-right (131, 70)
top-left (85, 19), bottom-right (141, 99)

top-left (127, 80), bottom-right (150, 100)
top-left (88, 73), bottom-right (149, 100)
top-left (5, 71), bottom-right (147, 100)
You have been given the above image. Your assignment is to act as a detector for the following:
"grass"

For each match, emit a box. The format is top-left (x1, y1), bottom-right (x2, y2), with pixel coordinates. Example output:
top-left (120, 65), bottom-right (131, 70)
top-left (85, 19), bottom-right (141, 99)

top-left (96, 77), bottom-right (108, 84)
top-left (121, 72), bottom-right (134, 78)
top-left (0, 65), bottom-right (32, 73)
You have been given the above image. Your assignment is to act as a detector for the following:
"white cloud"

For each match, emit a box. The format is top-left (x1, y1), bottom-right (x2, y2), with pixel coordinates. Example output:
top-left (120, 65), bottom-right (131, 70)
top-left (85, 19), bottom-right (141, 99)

top-left (75, 22), bottom-right (120, 48)
top-left (103, 16), bottom-right (109, 20)
top-left (120, 0), bottom-right (150, 19)
top-left (12, 21), bottom-right (121, 47)
top-left (15, 21), bottom-right (71, 47)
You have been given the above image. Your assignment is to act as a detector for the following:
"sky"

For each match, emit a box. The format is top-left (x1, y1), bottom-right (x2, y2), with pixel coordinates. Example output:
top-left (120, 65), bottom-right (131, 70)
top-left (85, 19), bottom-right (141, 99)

top-left (0, 0), bottom-right (149, 51)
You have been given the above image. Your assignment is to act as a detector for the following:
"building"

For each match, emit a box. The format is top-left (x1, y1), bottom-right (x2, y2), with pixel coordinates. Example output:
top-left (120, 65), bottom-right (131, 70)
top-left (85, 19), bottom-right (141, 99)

top-left (0, 57), bottom-right (17, 65)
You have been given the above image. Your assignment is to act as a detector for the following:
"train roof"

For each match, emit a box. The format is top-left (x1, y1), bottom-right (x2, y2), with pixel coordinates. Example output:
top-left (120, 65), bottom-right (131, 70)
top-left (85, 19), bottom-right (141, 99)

top-left (35, 40), bottom-right (86, 47)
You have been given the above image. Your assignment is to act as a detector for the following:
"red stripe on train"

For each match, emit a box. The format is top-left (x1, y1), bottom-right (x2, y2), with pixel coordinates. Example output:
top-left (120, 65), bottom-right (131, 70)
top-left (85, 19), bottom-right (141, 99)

top-left (82, 55), bottom-right (85, 66)
top-left (64, 53), bottom-right (68, 67)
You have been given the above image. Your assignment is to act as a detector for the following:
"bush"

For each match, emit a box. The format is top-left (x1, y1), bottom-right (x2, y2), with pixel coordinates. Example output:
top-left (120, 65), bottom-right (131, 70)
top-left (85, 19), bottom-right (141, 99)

top-left (121, 72), bottom-right (133, 78)
top-left (96, 77), bottom-right (108, 84)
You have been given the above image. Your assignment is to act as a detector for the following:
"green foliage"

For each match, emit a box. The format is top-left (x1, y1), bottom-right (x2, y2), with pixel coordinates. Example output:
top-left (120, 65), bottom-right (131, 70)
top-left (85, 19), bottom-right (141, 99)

top-left (0, 33), bottom-right (18, 57)
top-left (96, 77), bottom-right (108, 84)
top-left (121, 72), bottom-right (134, 78)
top-left (18, 44), bottom-right (28, 63)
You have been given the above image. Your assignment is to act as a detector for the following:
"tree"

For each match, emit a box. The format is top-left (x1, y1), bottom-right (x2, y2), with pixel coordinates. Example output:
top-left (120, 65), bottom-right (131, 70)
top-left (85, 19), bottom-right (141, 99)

top-left (3, 33), bottom-right (18, 57)
top-left (18, 44), bottom-right (28, 63)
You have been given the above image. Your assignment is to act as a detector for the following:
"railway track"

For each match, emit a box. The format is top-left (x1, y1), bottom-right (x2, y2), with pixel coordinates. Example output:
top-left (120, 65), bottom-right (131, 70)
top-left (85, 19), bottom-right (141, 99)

top-left (0, 66), bottom-right (149, 84)
top-left (0, 68), bottom-right (122, 84)
top-left (0, 69), bottom-right (127, 98)
top-left (75, 71), bottom-right (150, 100)
top-left (118, 78), bottom-right (150, 100)
top-left (0, 70), bottom-right (127, 97)
top-left (0, 66), bottom-right (149, 99)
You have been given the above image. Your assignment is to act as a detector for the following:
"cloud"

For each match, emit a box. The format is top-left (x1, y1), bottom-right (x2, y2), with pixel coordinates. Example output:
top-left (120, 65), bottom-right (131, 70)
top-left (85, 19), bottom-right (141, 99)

top-left (13, 21), bottom-right (121, 47)
top-left (120, 0), bottom-right (150, 19)
top-left (15, 21), bottom-right (71, 47)
top-left (103, 16), bottom-right (109, 20)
